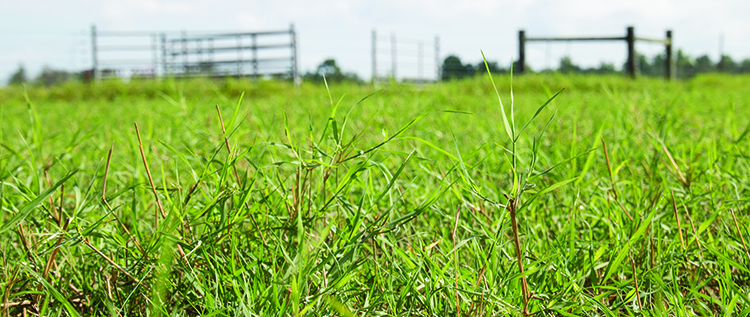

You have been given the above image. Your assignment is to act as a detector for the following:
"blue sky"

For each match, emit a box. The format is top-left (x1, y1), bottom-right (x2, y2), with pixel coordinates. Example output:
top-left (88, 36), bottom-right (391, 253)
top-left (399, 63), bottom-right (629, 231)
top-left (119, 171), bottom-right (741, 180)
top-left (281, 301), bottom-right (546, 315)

top-left (2, 0), bottom-right (749, 84)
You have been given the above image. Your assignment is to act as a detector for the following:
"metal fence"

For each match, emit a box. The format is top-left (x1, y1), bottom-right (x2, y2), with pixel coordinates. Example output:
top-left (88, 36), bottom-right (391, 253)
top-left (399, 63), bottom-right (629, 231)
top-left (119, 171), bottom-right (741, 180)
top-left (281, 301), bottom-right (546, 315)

top-left (90, 27), bottom-right (162, 79)
top-left (518, 26), bottom-right (674, 79)
top-left (91, 24), bottom-right (300, 84)
top-left (372, 30), bottom-right (440, 84)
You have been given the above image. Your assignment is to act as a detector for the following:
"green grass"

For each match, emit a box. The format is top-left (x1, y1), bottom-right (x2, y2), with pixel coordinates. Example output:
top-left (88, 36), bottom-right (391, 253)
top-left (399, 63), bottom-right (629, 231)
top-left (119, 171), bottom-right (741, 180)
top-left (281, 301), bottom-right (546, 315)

top-left (1, 72), bottom-right (750, 316)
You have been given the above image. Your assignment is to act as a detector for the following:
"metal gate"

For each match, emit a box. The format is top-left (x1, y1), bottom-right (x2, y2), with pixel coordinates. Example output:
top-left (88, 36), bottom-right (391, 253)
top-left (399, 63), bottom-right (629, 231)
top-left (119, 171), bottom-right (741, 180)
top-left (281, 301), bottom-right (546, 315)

top-left (91, 24), bottom-right (300, 84)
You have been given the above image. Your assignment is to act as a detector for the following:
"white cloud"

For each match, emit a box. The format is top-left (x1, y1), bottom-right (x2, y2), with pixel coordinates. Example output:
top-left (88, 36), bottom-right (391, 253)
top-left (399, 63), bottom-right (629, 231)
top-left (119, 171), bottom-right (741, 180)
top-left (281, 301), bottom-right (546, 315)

top-left (2, 0), bottom-right (750, 83)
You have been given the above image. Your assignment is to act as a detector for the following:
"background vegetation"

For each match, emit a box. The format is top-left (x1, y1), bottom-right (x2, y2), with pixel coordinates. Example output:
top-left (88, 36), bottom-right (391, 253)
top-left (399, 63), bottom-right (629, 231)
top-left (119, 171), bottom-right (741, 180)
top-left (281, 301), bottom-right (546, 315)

top-left (441, 51), bottom-right (750, 80)
top-left (8, 49), bottom-right (750, 88)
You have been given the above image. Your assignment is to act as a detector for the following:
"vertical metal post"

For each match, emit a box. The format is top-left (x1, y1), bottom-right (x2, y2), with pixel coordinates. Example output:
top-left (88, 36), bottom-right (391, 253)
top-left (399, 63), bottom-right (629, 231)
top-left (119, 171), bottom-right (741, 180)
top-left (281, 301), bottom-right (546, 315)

top-left (181, 30), bottom-right (188, 75)
top-left (418, 42), bottom-right (424, 81)
top-left (435, 35), bottom-right (440, 81)
top-left (209, 39), bottom-right (214, 62)
top-left (252, 34), bottom-right (258, 78)
top-left (236, 34), bottom-right (243, 77)
top-left (626, 26), bottom-right (637, 79)
top-left (209, 38), bottom-right (214, 76)
top-left (372, 30), bottom-right (377, 84)
top-left (291, 25), bottom-right (300, 86)
top-left (151, 33), bottom-right (158, 78)
top-left (169, 40), bottom-right (175, 76)
top-left (91, 25), bottom-right (97, 80)
top-left (197, 39), bottom-right (203, 66)
top-left (665, 30), bottom-right (674, 80)
top-left (518, 30), bottom-right (526, 74)
top-left (391, 32), bottom-right (397, 79)
top-left (719, 33), bottom-right (725, 70)
top-left (161, 33), bottom-right (167, 77)
top-left (291, 24), bottom-right (300, 86)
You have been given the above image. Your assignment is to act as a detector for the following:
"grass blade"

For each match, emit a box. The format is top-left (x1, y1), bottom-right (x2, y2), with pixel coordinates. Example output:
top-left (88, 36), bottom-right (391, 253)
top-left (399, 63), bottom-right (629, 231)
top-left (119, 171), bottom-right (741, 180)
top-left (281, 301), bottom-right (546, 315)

top-left (481, 50), bottom-right (513, 141)
top-left (0, 169), bottom-right (77, 234)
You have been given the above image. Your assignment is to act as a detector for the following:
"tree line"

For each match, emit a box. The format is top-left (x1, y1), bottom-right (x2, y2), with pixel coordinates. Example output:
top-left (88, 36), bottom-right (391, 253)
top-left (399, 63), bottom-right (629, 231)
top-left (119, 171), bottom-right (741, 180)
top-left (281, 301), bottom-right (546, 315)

top-left (441, 50), bottom-right (750, 80)
top-left (7, 50), bottom-right (750, 87)
top-left (5, 59), bottom-right (363, 87)
top-left (6, 65), bottom-right (88, 87)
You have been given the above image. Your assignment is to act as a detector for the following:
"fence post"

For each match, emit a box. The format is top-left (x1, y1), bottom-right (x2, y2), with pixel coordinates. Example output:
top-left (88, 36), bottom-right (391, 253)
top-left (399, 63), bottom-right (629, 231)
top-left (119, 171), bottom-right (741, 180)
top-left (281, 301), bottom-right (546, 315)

top-left (518, 30), bottom-right (526, 74)
top-left (151, 33), bottom-right (158, 78)
top-left (196, 39), bottom-right (203, 67)
top-left (665, 30), bottom-right (674, 80)
top-left (418, 42), bottom-right (424, 81)
top-left (372, 30), bottom-right (377, 84)
top-left (182, 30), bottom-right (188, 75)
top-left (291, 24), bottom-right (300, 86)
top-left (252, 34), bottom-right (258, 78)
top-left (435, 35), bottom-right (440, 81)
top-left (236, 34), bottom-right (243, 77)
top-left (391, 32), bottom-right (397, 79)
top-left (169, 40), bottom-right (175, 77)
top-left (626, 26), bottom-right (637, 79)
top-left (208, 38), bottom-right (214, 76)
top-left (91, 25), bottom-right (97, 80)
top-left (160, 33), bottom-right (167, 77)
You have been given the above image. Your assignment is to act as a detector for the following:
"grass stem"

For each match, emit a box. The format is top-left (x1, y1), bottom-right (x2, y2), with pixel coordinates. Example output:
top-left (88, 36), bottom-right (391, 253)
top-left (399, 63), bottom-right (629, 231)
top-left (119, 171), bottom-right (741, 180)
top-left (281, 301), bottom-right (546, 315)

top-left (134, 122), bottom-right (166, 227)
top-left (215, 105), bottom-right (268, 246)
top-left (730, 209), bottom-right (750, 263)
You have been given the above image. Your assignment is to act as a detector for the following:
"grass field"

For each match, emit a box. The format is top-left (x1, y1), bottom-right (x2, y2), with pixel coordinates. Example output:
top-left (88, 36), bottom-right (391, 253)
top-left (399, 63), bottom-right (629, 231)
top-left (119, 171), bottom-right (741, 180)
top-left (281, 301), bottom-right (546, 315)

top-left (1, 72), bottom-right (750, 316)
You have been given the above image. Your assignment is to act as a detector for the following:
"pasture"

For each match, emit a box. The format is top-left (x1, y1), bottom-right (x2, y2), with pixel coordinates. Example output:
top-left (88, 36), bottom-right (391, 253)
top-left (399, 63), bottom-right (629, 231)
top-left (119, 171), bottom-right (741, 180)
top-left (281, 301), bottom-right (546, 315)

top-left (1, 73), bottom-right (749, 316)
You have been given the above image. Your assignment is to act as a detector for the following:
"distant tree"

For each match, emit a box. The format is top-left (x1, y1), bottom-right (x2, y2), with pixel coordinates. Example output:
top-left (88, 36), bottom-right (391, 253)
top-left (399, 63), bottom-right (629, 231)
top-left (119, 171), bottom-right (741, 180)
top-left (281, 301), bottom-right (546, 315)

top-left (675, 50), bottom-right (696, 78)
top-left (650, 53), bottom-right (666, 77)
top-left (303, 59), bottom-right (362, 83)
top-left (511, 59), bottom-right (530, 73)
top-left (559, 56), bottom-right (580, 74)
top-left (317, 59), bottom-right (340, 77)
top-left (34, 66), bottom-right (73, 86)
top-left (441, 55), bottom-right (474, 80)
top-left (8, 64), bottom-right (27, 86)
top-left (718, 55), bottom-right (737, 73)
top-left (636, 54), bottom-right (653, 76)
top-left (695, 55), bottom-right (715, 74)
top-left (198, 62), bottom-right (216, 74)
top-left (740, 59), bottom-right (750, 73)
top-left (589, 62), bottom-right (617, 74)
top-left (475, 60), bottom-right (505, 74)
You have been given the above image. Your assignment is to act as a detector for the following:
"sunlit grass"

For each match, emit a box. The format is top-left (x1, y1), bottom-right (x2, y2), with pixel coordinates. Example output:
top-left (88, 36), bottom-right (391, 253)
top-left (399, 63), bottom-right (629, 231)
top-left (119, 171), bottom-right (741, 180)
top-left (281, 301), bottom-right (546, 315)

top-left (1, 73), bottom-right (749, 316)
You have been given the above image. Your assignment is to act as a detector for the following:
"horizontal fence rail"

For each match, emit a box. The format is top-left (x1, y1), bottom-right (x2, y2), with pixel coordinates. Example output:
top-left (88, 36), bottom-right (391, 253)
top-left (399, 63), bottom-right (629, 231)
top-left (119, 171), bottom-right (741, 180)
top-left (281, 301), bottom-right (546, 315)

top-left (519, 26), bottom-right (674, 79)
top-left (91, 25), bottom-right (300, 85)
top-left (90, 28), bottom-right (161, 80)
top-left (372, 30), bottom-right (440, 84)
